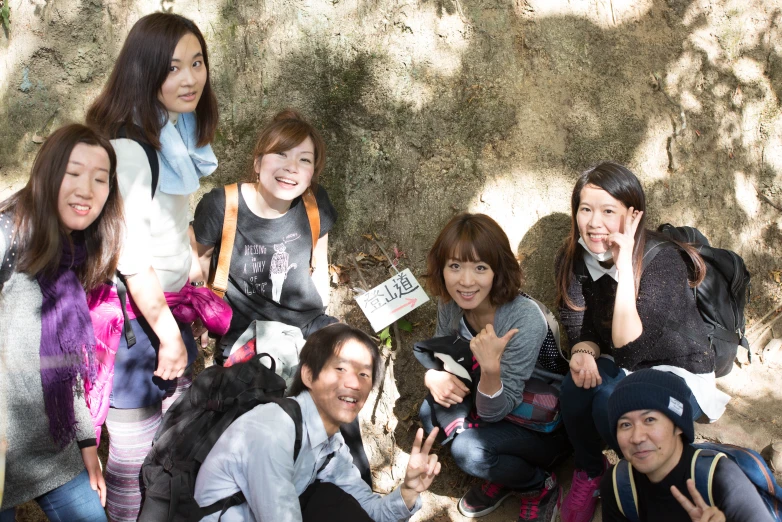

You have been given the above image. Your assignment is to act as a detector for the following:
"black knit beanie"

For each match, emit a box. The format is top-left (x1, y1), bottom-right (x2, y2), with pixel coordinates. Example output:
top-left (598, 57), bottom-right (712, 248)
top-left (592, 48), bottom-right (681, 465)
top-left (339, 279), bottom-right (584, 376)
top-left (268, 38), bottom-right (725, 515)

top-left (608, 369), bottom-right (695, 443)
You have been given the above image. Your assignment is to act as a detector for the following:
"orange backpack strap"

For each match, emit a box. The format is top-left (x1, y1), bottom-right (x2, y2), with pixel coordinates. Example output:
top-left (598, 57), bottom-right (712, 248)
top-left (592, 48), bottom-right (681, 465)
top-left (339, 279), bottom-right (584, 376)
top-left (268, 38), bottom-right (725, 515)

top-left (209, 183), bottom-right (239, 299)
top-left (302, 187), bottom-right (320, 274)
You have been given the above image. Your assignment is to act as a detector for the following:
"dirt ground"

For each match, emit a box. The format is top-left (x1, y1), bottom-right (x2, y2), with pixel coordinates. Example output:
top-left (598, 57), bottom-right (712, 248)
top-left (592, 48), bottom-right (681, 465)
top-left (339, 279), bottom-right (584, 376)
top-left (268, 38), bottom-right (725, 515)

top-left (3, 0), bottom-right (782, 520)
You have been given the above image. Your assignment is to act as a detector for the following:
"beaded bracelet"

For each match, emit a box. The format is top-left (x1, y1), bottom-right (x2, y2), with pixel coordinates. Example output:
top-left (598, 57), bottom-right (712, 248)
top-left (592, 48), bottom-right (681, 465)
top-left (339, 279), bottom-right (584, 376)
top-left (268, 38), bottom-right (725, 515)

top-left (570, 348), bottom-right (597, 359)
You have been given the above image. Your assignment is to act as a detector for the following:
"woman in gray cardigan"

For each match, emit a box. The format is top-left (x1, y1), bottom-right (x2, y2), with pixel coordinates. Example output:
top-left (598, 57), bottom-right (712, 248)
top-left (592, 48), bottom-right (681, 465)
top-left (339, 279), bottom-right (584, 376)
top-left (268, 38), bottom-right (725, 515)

top-left (418, 213), bottom-right (570, 522)
top-left (0, 125), bottom-right (124, 521)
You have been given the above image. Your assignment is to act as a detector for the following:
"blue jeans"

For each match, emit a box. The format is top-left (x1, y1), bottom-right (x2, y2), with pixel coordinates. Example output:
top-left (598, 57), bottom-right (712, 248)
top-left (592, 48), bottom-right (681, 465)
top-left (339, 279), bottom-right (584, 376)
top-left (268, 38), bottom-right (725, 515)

top-left (419, 399), bottom-right (572, 490)
top-left (0, 469), bottom-right (106, 522)
top-left (561, 358), bottom-right (706, 476)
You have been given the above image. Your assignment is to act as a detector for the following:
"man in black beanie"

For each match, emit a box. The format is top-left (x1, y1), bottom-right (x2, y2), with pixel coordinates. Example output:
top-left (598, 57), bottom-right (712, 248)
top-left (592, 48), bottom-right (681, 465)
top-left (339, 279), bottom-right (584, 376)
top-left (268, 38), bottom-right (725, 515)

top-left (600, 369), bottom-right (771, 522)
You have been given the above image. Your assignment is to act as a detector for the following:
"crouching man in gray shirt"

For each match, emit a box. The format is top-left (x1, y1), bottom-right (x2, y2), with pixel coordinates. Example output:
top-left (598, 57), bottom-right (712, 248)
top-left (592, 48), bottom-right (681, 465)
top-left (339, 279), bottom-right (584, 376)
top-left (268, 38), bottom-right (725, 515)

top-left (194, 323), bottom-right (441, 521)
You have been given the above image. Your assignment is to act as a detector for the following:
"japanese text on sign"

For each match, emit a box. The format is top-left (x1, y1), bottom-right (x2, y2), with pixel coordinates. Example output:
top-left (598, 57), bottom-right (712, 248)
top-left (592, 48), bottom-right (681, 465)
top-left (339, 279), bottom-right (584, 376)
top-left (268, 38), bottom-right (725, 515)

top-left (355, 269), bottom-right (430, 332)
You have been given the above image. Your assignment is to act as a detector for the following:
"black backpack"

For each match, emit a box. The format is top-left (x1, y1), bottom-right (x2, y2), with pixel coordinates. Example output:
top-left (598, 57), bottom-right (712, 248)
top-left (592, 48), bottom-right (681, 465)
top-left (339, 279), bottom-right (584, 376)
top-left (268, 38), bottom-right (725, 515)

top-left (645, 224), bottom-right (751, 378)
top-left (138, 353), bottom-right (303, 522)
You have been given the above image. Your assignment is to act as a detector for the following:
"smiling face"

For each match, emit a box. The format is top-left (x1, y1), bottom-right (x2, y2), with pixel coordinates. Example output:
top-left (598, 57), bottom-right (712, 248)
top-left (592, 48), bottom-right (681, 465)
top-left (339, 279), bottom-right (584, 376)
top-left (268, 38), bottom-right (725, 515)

top-left (302, 338), bottom-right (374, 436)
top-left (57, 143), bottom-right (112, 233)
top-left (443, 257), bottom-right (496, 313)
top-left (254, 136), bottom-right (315, 209)
top-left (576, 184), bottom-right (630, 254)
top-left (616, 409), bottom-right (684, 484)
top-left (157, 32), bottom-right (207, 116)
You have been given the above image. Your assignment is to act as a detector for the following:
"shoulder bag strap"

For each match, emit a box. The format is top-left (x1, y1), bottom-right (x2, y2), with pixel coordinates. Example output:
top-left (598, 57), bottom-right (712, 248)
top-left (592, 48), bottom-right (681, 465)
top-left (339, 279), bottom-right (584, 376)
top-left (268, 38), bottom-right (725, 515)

top-left (210, 183), bottom-right (239, 299)
top-left (613, 460), bottom-right (640, 522)
top-left (301, 187), bottom-right (320, 275)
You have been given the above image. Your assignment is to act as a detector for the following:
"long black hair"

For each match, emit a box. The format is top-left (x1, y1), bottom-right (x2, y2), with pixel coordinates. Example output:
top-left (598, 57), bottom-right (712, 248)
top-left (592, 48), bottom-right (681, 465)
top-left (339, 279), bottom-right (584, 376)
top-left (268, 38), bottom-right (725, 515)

top-left (86, 12), bottom-right (218, 149)
top-left (556, 162), bottom-right (706, 310)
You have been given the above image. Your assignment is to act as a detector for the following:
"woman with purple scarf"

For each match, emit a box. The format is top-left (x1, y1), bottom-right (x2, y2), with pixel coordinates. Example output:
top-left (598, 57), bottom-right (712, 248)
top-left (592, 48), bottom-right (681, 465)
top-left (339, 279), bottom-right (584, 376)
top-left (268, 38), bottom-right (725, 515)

top-left (0, 124), bottom-right (124, 521)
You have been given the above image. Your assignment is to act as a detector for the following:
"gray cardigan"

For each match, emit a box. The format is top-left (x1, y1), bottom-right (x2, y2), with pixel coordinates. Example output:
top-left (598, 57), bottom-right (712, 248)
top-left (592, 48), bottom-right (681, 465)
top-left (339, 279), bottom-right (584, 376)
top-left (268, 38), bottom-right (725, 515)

top-left (435, 295), bottom-right (548, 422)
top-left (0, 225), bottom-right (95, 509)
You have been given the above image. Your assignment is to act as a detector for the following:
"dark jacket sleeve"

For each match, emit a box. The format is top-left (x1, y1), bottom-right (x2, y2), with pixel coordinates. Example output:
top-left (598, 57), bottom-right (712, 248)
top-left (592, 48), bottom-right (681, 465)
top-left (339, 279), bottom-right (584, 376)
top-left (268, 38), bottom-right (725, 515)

top-left (712, 457), bottom-right (775, 522)
top-left (613, 247), bottom-right (708, 370)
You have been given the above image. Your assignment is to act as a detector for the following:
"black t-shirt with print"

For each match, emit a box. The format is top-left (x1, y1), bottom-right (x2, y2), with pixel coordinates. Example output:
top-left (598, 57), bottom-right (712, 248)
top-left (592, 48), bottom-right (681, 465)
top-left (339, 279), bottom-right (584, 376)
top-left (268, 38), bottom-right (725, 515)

top-left (193, 184), bottom-right (337, 353)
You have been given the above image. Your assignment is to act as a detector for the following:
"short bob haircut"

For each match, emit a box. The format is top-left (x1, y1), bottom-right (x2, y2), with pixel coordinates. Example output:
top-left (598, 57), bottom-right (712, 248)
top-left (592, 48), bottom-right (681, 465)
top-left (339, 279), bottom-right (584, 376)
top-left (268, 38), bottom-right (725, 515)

top-left (555, 161), bottom-right (705, 311)
top-left (288, 323), bottom-right (381, 397)
top-left (427, 213), bottom-right (523, 307)
top-left (248, 109), bottom-right (327, 185)
top-left (0, 124), bottom-right (124, 291)
top-left (86, 13), bottom-right (218, 149)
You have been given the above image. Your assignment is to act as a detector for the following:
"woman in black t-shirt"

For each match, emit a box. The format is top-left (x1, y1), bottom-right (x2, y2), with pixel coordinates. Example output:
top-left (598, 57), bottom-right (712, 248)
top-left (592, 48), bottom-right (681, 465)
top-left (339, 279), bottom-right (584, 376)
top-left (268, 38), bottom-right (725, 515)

top-left (192, 109), bottom-right (338, 358)
top-left (191, 111), bottom-right (373, 486)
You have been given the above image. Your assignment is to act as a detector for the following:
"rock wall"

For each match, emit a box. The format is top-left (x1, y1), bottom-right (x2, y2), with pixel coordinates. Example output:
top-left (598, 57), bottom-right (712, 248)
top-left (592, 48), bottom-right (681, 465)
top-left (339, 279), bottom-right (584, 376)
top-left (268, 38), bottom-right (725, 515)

top-left (2, 1), bottom-right (782, 517)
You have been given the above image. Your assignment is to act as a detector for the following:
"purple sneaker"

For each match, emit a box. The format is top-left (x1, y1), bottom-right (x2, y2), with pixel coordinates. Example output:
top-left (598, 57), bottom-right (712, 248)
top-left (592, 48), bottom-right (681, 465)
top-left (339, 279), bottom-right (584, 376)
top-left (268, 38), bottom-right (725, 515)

top-left (560, 456), bottom-right (610, 522)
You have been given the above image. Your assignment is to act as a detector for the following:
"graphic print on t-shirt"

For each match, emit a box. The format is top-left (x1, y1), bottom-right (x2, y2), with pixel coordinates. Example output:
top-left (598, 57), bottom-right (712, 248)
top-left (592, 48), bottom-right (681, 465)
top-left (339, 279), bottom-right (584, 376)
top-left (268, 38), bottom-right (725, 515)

top-left (243, 232), bottom-right (301, 303)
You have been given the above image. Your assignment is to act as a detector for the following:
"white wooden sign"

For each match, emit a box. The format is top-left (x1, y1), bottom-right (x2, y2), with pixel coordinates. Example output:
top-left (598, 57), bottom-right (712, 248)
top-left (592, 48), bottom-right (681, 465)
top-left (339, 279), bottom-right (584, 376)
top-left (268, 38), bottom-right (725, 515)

top-left (355, 268), bottom-right (430, 332)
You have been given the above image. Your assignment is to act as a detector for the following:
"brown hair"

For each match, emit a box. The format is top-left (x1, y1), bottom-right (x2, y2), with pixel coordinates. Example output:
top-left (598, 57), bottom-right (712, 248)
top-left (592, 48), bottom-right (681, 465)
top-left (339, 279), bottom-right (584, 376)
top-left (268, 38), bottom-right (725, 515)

top-left (0, 124), bottom-right (124, 291)
top-left (427, 213), bottom-right (523, 307)
top-left (555, 162), bottom-right (706, 311)
top-left (86, 13), bottom-right (218, 149)
top-left (248, 109), bottom-right (326, 184)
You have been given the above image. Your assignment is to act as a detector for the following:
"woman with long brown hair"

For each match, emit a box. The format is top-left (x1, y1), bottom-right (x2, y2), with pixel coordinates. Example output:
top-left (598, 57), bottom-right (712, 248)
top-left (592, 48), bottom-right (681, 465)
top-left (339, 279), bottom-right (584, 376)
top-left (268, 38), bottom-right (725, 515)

top-left (554, 162), bottom-right (729, 522)
top-left (0, 124), bottom-right (123, 521)
top-left (86, 12), bottom-right (224, 521)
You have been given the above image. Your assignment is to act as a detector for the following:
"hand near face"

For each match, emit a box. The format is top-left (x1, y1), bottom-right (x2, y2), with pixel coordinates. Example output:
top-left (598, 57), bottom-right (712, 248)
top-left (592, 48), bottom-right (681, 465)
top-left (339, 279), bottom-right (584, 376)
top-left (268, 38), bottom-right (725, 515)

top-left (424, 369), bottom-right (470, 408)
top-left (469, 324), bottom-right (518, 373)
top-left (401, 428), bottom-right (441, 509)
top-left (606, 207), bottom-right (643, 273)
top-left (670, 479), bottom-right (726, 522)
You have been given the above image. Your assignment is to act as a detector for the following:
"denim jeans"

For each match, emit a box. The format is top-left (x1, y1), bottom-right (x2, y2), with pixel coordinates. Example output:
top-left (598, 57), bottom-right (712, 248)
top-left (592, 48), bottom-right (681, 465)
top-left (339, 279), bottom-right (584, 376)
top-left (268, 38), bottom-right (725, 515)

top-left (561, 358), bottom-right (706, 476)
top-left (0, 469), bottom-right (106, 522)
top-left (419, 399), bottom-right (572, 491)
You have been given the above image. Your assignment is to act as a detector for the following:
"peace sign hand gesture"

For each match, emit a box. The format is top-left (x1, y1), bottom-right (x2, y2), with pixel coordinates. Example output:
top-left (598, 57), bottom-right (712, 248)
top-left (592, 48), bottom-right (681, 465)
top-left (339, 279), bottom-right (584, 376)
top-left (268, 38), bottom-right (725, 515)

top-left (400, 428), bottom-right (442, 509)
top-left (606, 207), bottom-right (643, 274)
top-left (671, 479), bottom-right (726, 522)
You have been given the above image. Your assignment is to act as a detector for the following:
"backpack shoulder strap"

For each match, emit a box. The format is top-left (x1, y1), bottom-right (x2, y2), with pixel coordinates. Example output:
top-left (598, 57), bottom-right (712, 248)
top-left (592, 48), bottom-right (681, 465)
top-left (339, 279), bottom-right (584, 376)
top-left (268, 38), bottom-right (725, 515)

top-left (613, 460), bottom-right (640, 522)
top-left (210, 183), bottom-right (239, 299)
top-left (116, 125), bottom-right (159, 199)
top-left (691, 448), bottom-right (725, 508)
top-left (273, 397), bottom-right (304, 461)
top-left (302, 187), bottom-right (320, 274)
top-left (642, 237), bottom-right (671, 272)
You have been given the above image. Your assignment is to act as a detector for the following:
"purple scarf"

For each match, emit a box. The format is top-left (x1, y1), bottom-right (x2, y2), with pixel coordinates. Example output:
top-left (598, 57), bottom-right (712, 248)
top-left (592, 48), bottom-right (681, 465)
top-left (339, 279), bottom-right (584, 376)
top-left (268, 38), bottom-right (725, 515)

top-left (37, 239), bottom-right (97, 448)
